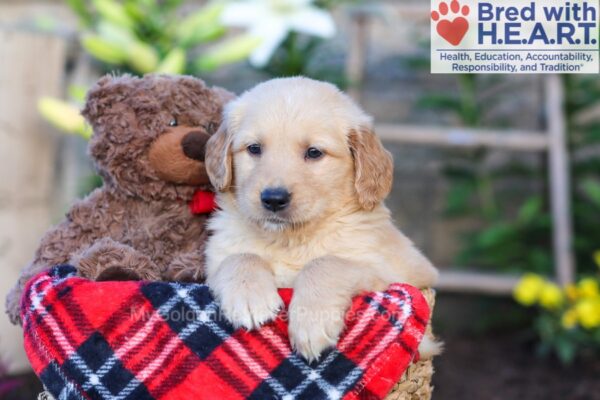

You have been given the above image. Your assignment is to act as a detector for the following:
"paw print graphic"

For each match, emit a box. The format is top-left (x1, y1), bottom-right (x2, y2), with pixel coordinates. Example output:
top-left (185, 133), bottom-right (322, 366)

top-left (431, 0), bottom-right (470, 46)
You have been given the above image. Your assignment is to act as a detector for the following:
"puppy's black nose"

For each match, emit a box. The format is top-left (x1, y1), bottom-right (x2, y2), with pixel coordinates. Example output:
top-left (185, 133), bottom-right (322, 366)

top-left (182, 130), bottom-right (209, 161)
top-left (261, 188), bottom-right (291, 212)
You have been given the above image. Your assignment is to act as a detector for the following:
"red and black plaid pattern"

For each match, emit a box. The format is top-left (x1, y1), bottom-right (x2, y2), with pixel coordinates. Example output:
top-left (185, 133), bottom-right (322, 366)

top-left (22, 265), bottom-right (430, 400)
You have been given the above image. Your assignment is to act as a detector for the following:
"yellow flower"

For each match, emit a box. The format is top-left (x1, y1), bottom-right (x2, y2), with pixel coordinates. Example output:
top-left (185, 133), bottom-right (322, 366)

top-left (577, 278), bottom-right (600, 299)
top-left (539, 282), bottom-right (563, 309)
top-left (561, 308), bottom-right (578, 329)
top-left (565, 284), bottom-right (579, 302)
top-left (513, 274), bottom-right (545, 306)
top-left (575, 299), bottom-right (600, 329)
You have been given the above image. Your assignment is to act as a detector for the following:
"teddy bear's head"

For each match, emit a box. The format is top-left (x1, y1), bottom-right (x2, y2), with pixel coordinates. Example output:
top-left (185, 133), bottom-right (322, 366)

top-left (82, 74), bottom-right (234, 201)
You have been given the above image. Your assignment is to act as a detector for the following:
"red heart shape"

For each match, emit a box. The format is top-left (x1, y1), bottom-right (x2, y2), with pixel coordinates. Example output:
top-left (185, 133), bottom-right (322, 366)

top-left (436, 17), bottom-right (469, 46)
top-left (22, 266), bottom-right (430, 400)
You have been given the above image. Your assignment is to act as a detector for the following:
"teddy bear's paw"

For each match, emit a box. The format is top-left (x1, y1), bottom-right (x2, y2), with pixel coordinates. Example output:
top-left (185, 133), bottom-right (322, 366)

top-left (72, 238), bottom-right (161, 282)
top-left (5, 285), bottom-right (23, 325)
top-left (163, 253), bottom-right (205, 283)
top-left (288, 300), bottom-right (347, 362)
top-left (95, 266), bottom-right (144, 281)
top-left (163, 265), bottom-right (202, 283)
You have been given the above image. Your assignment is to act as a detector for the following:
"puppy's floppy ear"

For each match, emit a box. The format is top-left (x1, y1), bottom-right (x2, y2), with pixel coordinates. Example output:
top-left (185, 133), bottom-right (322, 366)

top-left (205, 120), bottom-right (233, 191)
top-left (349, 126), bottom-right (394, 210)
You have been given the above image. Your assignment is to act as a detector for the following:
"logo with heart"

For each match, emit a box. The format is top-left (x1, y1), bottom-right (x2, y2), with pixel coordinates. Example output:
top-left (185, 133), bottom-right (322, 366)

top-left (431, 0), bottom-right (470, 46)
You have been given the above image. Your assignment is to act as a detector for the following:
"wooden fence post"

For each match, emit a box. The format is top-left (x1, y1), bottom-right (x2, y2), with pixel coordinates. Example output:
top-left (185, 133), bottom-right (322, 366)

top-left (346, 11), bottom-right (369, 102)
top-left (546, 75), bottom-right (575, 285)
top-left (0, 29), bottom-right (66, 373)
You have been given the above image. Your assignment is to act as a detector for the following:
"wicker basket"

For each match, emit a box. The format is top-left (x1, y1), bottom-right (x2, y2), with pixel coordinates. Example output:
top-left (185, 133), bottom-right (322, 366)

top-left (385, 289), bottom-right (437, 400)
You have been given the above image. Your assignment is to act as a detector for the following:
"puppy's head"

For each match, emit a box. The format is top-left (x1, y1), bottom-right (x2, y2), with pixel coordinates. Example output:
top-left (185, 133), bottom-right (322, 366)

top-left (206, 77), bottom-right (393, 231)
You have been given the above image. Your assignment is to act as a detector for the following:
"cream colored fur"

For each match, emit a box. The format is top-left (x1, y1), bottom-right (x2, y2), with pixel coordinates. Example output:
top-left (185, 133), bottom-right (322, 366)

top-left (204, 77), bottom-right (439, 361)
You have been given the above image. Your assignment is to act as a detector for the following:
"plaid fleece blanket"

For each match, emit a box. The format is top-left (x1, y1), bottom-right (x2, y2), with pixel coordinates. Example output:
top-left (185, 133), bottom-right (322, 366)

top-left (22, 265), bottom-right (430, 400)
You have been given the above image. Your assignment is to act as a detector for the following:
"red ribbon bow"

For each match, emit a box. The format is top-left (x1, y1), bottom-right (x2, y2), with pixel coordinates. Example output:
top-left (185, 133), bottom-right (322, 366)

top-left (189, 190), bottom-right (217, 214)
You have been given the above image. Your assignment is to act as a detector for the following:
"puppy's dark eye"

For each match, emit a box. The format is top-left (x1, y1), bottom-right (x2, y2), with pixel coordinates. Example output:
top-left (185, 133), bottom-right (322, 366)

top-left (205, 122), bottom-right (217, 134)
top-left (247, 143), bottom-right (262, 156)
top-left (305, 147), bottom-right (323, 160)
top-left (169, 118), bottom-right (178, 127)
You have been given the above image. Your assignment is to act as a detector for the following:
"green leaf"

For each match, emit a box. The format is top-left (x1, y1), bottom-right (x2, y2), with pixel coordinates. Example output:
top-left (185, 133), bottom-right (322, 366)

top-left (67, 84), bottom-right (89, 104)
top-left (96, 22), bottom-right (163, 75)
top-left (582, 179), bottom-right (600, 207)
top-left (195, 34), bottom-right (261, 72)
top-left (136, 0), bottom-right (158, 8)
top-left (189, 24), bottom-right (226, 47)
top-left (123, 1), bottom-right (146, 22)
top-left (443, 165), bottom-right (477, 180)
top-left (444, 181), bottom-right (475, 216)
top-left (555, 336), bottom-right (577, 364)
top-left (79, 174), bottom-right (103, 197)
top-left (403, 55), bottom-right (430, 70)
top-left (535, 314), bottom-right (556, 342)
top-left (38, 97), bottom-right (92, 139)
top-left (127, 41), bottom-right (159, 73)
top-left (92, 0), bottom-right (135, 29)
top-left (65, 0), bottom-right (93, 27)
top-left (417, 95), bottom-right (462, 112)
top-left (156, 48), bottom-right (186, 74)
top-left (477, 223), bottom-right (516, 249)
top-left (176, 2), bottom-right (226, 47)
top-left (163, 0), bottom-right (184, 11)
top-left (97, 21), bottom-right (135, 47)
top-left (517, 196), bottom-right (543, 224)
top-left (81, 34), bottom-right (128, 64)
top-left (528, 249), bottom-right (553, 273)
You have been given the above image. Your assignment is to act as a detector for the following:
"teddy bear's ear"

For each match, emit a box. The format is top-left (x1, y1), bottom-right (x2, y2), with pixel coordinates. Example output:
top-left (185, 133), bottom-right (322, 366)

top-left (81, 74), bottom-right (133, 125)
top-left (211, 86), bottom-right (236, 106)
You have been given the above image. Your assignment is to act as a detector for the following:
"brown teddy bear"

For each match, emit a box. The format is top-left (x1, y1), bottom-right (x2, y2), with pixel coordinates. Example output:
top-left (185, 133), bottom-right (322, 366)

top-left (6, 74), bottom-right (234, 324)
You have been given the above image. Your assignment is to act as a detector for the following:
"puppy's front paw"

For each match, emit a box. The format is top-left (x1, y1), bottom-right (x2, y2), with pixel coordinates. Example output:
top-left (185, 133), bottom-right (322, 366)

top-left (208, 254), bottom-right (283, 330)
top-left (217, 279), bottom-right (283, 330)
top-left (288, 301), bottom-right (347, 362)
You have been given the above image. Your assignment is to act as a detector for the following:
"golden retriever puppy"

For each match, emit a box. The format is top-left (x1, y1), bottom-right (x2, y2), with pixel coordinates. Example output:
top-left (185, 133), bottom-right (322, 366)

top-left (204, 77), bottom-right (439, 361)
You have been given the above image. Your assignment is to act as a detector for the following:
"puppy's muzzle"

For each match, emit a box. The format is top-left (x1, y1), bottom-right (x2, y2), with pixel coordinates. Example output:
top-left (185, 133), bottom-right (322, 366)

top-left (261, 187), bottom-right (291, 212)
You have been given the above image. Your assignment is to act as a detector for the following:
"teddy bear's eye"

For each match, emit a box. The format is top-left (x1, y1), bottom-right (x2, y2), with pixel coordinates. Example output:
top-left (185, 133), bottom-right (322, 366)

top-left (205, 122), bottom-right (217, 134)
top-left (169, 118), bottom-right (178, 127)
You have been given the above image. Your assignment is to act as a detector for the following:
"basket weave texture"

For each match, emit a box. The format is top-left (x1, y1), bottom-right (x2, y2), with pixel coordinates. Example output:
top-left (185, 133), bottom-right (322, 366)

top-left (384, 289), bottom-right (436, 400)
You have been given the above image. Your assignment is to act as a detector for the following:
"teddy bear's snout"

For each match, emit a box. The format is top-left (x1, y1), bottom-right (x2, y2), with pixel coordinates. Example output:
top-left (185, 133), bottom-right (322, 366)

top-left (148, 126), bottom-right (211, 185)
top-left (182, 131), bottom-right (210, 162)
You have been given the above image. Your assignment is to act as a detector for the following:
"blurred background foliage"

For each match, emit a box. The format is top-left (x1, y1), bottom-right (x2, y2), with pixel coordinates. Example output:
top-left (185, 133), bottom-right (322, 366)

top-left (418, 74), bottom-right (600, 278)
top-left (408, 45), bottom-right (600, 362)
top-left (39, 0), bottom-right (351, 140)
